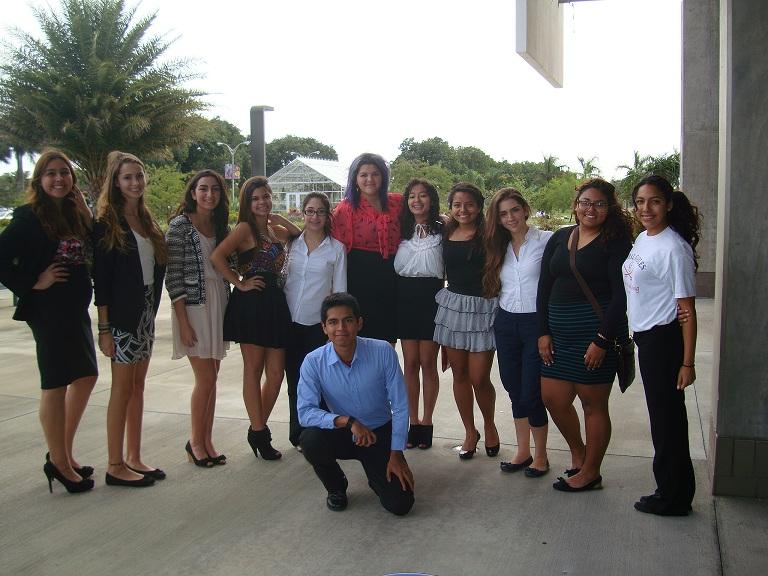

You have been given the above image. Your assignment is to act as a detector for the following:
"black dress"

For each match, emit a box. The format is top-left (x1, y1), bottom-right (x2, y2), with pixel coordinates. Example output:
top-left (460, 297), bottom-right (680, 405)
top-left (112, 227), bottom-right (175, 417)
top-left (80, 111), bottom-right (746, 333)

top-left (223, 240), bottom-right (291, 348)
top-left (0, 206), bottom-right (97, 389)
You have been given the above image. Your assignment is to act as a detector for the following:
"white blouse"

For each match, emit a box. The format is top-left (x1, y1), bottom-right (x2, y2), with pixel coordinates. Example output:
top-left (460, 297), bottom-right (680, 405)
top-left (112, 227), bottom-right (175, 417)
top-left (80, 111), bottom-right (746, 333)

top-left (498, 227), bottom-right (552, 314)
top-left (394, 227), bottom-right (443, 279)
top-left (284, 233), bottom-right (347, 326)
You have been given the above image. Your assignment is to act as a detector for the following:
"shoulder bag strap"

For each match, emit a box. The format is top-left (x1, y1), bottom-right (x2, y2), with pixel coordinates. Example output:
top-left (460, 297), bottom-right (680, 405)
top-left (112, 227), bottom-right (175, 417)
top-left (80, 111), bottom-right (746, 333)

top-left (568, 226), bottom-right (604, 321)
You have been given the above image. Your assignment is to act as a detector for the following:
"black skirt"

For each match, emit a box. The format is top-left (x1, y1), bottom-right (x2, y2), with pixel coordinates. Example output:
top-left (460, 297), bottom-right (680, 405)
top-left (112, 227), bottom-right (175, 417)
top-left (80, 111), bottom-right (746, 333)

top-left (346, 249), bottom-right (397, 343)
top-left (27, 264), bottom-right (97, 389)
top-left (396, 275), bottom-right (443, 341)
top-left (223, 272), bottom-right (291, 348)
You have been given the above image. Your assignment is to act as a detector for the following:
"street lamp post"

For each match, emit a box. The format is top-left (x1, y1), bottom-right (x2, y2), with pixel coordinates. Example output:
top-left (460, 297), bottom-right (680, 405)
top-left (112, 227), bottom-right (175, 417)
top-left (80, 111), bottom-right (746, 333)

top-left (216, 140), bottom-right (250, 205)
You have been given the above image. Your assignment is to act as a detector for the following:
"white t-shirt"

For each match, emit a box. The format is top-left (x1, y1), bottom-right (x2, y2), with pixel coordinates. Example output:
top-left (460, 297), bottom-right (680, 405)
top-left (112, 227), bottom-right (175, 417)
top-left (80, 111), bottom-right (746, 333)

top-left (623, 226), bottom-right (695, 332)
top-left (132, 229), bottom-right (155, 285)
top-left (499, 227), bottom-right (552, 314)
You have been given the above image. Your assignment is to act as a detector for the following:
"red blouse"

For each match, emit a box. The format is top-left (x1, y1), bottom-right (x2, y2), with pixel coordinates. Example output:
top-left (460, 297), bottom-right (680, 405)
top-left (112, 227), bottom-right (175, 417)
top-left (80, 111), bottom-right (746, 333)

top-left (332, 194), bottom-right (403, 259)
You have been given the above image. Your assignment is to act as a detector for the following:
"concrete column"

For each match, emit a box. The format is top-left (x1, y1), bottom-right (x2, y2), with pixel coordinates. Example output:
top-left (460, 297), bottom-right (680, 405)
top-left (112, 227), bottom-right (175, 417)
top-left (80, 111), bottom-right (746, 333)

top-left (710, 0), bottom-right (768, 498)
top-left (681, 0), bottom-right (719, 297)
top-left (250, 105), bottom-right (273, 177)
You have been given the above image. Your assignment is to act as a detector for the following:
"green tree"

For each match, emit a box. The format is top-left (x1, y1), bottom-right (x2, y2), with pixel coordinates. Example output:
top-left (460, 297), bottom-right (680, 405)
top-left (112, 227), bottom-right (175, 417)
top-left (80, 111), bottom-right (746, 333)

top-left (389, 159), bottom-right (456, 204)
top-left (533, 173), bottom-right (580, 215)
top-left (266, 135), bottom-right (337, 176)
top-left (397, 137), bottom-right (461, 173)
top-left (0, 0), bottom-right (205, 196)
top-left (171, 116), bottom-right (251, 178)
top-left (144, 164), bottom-right (189, 225)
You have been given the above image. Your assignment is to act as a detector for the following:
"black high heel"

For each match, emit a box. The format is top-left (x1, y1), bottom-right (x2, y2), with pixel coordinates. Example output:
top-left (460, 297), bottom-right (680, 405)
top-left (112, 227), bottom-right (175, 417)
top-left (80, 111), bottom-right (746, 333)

top-left (459, 430), bottom-right (481, 460)
top-left (247, 426), bottom-right (282, 460)
top-left (46, 452), bottom-right (93, 479)
top-left (208, 453), bottom-right (227, 466)
top-left (185, 441), bottom-right (213, 468)
top-left (43, 461), bottom-right (94, 494)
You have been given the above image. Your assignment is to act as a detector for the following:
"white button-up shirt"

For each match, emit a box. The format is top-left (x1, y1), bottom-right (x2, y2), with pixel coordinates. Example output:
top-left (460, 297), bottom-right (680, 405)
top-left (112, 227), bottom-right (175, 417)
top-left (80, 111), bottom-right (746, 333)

top-left (498, 227), bottom-right (553, 314)
top-left (284, 233), bottom-right (347, 326)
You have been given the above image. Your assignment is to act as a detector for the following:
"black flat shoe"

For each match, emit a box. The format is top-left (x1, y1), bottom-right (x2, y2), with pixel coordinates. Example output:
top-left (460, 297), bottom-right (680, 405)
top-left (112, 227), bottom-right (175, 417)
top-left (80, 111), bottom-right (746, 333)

top-left (565, 467), bottom-right (581, 478)
top-left (552, 475), bottom-right (602, 492)
top-left (418, 425), bottom-right (434, 449)
top-left (43, 461), bottom-right (94, 494)
top-left (459, 430), bottom-right (481, 460)
top-left (126, 465), bottom-right (166, 480)
top-left (524, 461), bottom-right (550, 478)
top-left (105, 472), bottom-right (155, 487)
top-left (185, 441), bottom-right (213, 468)
top-left (500, 456), bottom-right (533, 473)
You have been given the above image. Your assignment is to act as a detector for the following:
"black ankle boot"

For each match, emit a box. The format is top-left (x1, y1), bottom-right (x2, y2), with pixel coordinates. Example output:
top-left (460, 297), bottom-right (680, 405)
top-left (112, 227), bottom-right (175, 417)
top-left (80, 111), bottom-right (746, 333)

top-left (247, 427), bottom-right (282, 460)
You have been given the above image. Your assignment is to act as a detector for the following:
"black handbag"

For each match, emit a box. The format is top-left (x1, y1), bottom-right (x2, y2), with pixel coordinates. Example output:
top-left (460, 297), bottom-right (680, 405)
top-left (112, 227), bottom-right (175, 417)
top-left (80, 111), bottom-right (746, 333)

top-left (568, 227), bottom-right (636, 393)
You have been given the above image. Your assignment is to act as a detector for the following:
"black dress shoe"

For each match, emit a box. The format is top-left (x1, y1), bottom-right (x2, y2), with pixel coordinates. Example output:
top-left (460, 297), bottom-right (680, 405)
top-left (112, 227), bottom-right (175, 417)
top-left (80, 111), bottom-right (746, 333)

top-left (127, 465), bottom-right (166, 480)
top-left (105, 472), bottom-right (155, 487)
top-left (500, 456), bottom-right (533, 473)
top-left (326, 476), bottom-right (349, 511)
top-left (459, 430), bottom-right (481, 460)
top-left (634, 498), bottom-right (691, 516)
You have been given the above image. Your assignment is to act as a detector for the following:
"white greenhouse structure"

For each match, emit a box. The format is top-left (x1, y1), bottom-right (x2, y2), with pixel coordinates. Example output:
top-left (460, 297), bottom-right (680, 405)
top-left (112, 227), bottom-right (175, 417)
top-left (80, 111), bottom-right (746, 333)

top-left (268, 157), bottom-right (347, 213)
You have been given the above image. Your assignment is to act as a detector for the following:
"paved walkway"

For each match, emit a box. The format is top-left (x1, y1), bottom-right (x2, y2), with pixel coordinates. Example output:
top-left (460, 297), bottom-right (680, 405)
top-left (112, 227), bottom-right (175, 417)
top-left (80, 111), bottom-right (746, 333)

top-left (0, 290), bottom-right (765, 575)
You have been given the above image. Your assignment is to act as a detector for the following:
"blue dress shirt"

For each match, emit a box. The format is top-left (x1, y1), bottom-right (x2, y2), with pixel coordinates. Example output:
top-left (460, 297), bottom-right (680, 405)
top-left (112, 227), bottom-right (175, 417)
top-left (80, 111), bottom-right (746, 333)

top-left (297, 337), bottom-right (409, 451)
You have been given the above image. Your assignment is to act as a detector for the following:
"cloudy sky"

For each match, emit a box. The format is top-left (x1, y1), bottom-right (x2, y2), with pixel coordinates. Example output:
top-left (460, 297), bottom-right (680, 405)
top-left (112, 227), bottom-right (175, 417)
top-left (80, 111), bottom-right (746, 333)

top-left (3, 0), bottom-right (682, 178)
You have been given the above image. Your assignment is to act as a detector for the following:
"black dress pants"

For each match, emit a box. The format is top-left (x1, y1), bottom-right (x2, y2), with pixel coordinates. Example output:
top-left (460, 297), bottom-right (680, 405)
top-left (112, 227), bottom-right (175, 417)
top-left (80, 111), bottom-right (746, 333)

top-left (299, 421), bottom-right (415, 516)
top-left (634, 321), bottom-right (696, 511)
top-left (285, 322), bottom-right (327, 446)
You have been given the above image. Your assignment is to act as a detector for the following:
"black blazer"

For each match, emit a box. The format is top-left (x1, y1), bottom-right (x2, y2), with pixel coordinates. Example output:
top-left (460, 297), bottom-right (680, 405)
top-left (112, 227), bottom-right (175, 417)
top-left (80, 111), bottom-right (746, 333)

top-left (0, 205), bottom-right (63, 321)
top-left (93, 219), bottom-right (166, 334)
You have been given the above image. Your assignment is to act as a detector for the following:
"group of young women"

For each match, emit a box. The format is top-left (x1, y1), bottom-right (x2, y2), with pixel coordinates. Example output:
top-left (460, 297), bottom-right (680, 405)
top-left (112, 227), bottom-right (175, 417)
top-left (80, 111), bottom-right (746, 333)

top-left (0, 148), bottom-right (701, 515)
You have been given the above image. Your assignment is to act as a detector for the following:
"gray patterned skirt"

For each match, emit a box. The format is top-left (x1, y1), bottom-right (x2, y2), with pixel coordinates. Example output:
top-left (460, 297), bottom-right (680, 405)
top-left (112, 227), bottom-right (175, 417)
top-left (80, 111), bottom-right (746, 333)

top-left (112, 285), bottom-right (155, 364)
top-left (433, 288), bottom-right (498, 352)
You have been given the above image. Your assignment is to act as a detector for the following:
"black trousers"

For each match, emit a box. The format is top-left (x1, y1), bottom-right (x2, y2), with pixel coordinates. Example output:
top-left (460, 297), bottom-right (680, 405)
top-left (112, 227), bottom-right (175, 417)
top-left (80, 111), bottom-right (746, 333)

top-left (285, 322), bottom-right (327, 446)
top-left (299, 421), bottom-right (415, 516)
top-left (634, 321), bottom-right (695, 510)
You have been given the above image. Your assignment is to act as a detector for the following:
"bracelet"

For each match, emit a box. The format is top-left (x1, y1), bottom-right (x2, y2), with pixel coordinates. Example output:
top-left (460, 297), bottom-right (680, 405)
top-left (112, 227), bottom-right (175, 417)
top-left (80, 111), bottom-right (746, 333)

top-left (344, 416), bottom-right (356, 430)
top-left (98, 329), bottom-right (111, 335)
top-left (682, 363), bottom-right (695, 368)
top-left (97, 323), bottom-right (110, 330)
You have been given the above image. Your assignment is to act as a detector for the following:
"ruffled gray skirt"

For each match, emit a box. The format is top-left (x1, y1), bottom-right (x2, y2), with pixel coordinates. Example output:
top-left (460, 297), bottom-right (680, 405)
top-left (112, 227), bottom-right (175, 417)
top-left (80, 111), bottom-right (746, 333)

top-left (433, 288), bottom-right (498, 352)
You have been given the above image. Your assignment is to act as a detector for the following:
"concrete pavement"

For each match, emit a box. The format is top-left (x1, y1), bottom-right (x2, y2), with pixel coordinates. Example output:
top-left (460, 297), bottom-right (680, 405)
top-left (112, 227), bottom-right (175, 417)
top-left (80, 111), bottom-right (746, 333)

top-left (0, 290), bottom-right (766, 575)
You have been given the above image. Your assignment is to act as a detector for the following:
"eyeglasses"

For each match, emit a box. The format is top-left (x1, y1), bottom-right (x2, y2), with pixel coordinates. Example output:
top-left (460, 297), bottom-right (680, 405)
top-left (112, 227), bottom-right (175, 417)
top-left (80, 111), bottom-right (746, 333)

top-left (303, 208), bottom-right (328, 217)
top-left (576, 199), bottom-right (609, 210)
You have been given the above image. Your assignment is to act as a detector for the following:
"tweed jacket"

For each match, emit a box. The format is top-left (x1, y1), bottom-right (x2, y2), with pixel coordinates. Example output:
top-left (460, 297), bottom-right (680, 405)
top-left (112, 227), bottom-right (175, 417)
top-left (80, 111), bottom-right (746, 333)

top-left (165, 213), bottom-right (230, 306)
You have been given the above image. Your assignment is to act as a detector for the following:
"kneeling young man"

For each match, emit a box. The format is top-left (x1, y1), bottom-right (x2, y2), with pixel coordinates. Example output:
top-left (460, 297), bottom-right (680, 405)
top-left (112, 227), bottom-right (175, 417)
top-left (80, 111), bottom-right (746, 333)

top-left (297, 293), bottom-right (414, 515)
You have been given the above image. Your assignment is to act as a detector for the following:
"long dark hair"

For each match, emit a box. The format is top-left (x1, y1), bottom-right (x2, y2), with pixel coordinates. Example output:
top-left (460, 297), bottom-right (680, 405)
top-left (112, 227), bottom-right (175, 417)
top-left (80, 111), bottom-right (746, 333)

top-left (237, 176), bottom-right (273, 252)
top-left (302, 192), bottom-right (333, 238)
top-left (444, 182), bottom-right (486, 254)
top-left (483, 188), bottom-right (530, 298)
top-left (344, 153), bottom-right (390, 210)
top-left (399, 178), bottom-right (442, 240)
top-left (573, 178), bottom-right (633, 244)
top-left (173, 169), bottom-right (230, 244)
top-left (27, 149), bottom-right (90, 241)
top-left (632, 174), bottom-right (702, 268)
top-left (96, 151), bottom-right (167, 264)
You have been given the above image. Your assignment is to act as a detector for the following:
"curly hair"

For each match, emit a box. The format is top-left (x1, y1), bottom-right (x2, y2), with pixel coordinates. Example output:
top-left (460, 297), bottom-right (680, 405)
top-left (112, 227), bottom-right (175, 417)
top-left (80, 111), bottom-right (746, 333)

top-left (399, 178), bottom-right (443, 240)
top-left (27, 149), bottom-right (91, 241)
top-left (573, 178), bottom-right (633, 245)
top-left (632, 174), bottom-right (702, 268)
top-left (96, 151), bottom-right (167, 264)
top-left (172, 169), bottom-right (230, 245)
top-left (483, 188), bottom-right (530, 298)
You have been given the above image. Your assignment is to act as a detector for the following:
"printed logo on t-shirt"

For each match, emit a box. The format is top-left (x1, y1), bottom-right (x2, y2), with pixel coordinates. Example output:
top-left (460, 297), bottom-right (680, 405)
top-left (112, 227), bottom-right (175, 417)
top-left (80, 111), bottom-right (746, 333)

top-left (623, 252), bottom-right (646, 293)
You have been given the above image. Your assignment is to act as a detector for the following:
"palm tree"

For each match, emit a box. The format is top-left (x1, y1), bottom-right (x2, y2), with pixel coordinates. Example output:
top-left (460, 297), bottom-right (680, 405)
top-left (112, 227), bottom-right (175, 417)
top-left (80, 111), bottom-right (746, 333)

top-left (0, 0), bottom-right (205, 195)
top-left (540, 154), bottom-right (565, 184)
top-left (577, 156), bottom-right (600, 179)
